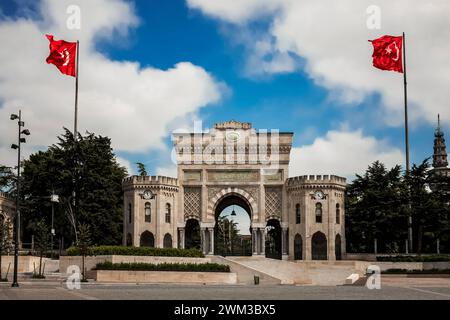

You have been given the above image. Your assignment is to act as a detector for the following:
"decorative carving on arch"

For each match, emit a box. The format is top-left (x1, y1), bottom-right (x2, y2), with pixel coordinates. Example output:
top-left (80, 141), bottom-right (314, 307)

top-left (207, 187), bottom-right (258, 219)
top-left (184, 187), bottom-right (201, 221)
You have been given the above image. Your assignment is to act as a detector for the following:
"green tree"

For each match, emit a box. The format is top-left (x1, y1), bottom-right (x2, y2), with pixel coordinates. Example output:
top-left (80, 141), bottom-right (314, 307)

top-left (216, 216), bottom-right (240, 256)
top-left (0, 217), bottom-right (12, 281)
top-left (136, 162), bottom-right (147, 176)
top-left (406, 159), bottom-right (450, 253)
top-left (76, 223), bottom-right (91, 281)
top-left (21, 128), bottom-right (127, 246)
top-left (33, 219), bottom-right (49, 278)
top-left (346, 161), bottom-right (407, 253)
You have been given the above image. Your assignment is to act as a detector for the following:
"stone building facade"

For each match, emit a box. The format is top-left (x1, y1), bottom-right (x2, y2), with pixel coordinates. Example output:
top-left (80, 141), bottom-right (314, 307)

top-left (0, 192), bottom-right (15, 247)
top-left (123, 121), bottom-right (346, 260)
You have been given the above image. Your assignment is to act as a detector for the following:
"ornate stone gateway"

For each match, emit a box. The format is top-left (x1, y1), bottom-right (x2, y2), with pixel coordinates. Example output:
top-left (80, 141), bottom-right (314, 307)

top-left (123, 121), bottom-right (347, 260)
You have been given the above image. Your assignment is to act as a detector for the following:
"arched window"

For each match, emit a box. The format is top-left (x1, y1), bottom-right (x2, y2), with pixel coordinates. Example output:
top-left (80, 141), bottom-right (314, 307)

top-left (163, 233), bottom-right (172, 248)
top-left (165, 203), bottom-right (171, 223)
top-left (315, 203), bottom-right (322, 223)
top-left (145, 202), bottom-right (151, 223)
top-left (336, 204), bottom-right (340, 224)
top-left (295, 204), bottom-right (301, 224)
top-left (128, 203), bottom-right (132, 224)
top-left (140, 231), bottom-right (154, 247)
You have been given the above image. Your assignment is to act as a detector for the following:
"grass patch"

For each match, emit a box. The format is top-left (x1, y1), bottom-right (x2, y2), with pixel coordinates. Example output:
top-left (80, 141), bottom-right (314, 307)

top-left (66, 246), bottom-right (204, 258)
top-left (95, 261), bottom-right (230, 273)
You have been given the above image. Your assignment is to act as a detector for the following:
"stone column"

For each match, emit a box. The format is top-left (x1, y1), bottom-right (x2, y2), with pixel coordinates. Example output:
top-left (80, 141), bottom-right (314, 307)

top-left (200, 228), bottom-right (206, 254)
top-left (252, 228), bottom-right (258, 255)
top-left (209, 228), bottom-right (214, 255)
top-left (260, 228), bottom-right (266, 256)
top-left (282, 227), bottom-right (288, 260)
top-left (178, 227), bottom-right (185, 249)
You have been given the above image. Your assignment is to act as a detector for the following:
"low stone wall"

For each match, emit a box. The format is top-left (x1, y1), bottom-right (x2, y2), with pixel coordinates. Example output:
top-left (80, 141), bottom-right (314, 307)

top-left (96, 270), bottom-right (237, 284)
top-left (59, 255), bottom-right (212, 274)
top-left (0, 256), bottom-right (51, 273)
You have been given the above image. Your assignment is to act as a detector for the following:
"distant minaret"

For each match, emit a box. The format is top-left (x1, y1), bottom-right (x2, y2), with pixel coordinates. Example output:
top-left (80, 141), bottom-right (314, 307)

top-left (433, 114), bottom-right (448, 169)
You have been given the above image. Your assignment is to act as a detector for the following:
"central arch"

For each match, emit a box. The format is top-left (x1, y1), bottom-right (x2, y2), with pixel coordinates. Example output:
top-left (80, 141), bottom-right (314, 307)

top-left (213, 193), bottom-right (253, 256)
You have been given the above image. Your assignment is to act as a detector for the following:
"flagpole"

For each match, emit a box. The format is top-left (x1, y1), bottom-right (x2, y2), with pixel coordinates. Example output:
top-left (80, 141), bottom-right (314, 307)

top-left (74, 40), bottom-right (79, 140)
top-left (72, 40), bottom-right (79, 228)
top-left (403, 32), bottom-right (413, 253)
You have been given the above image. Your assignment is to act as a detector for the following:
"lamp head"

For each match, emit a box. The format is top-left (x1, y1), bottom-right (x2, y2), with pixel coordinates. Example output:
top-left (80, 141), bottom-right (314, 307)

top-left (19, 137), bottom-right (26, 143)
top-left (11, 144), bottom-right (18, 149)
top-left (22, 129), bottom-right (30, 136)
top-left (10, 114), bottom-right (19, 120)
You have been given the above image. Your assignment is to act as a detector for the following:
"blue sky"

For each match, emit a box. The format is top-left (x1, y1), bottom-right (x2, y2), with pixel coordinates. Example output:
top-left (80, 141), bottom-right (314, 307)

top-left (0, 0), bottom-right (446, 179)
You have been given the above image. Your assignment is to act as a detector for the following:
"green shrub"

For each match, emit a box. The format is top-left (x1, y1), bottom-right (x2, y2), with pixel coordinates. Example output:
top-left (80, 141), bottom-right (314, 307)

top-left (66, 246), bottom-right (204, 258)
top-left (382, 268), bottom-right (450, 274)
top-left (95, 261), bottom-right (230, 273)
top-left (376, 255), bottom-right (450, 262)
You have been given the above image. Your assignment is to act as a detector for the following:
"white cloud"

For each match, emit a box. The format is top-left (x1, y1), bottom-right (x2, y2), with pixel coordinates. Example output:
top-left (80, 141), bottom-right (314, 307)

top-left (187, 0), bottom-right (450, 127)
top-left (0, 0), bottom-right (224, 167)
top-left (289, 128), bottom-right (404, 180)
top-left (155, 165), bottom-right (177, 178)
top-left (116, 156), bottom-right (133, 176)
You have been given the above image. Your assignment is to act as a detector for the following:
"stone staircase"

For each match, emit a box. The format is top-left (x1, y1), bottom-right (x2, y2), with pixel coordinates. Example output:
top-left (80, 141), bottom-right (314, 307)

top-left (212, 256), bottom-right (365, 286)
top-left (211, 256), bottom-right (281, 285)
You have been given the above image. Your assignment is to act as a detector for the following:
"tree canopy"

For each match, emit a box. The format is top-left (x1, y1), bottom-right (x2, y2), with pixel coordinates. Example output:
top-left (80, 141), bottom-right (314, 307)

top-left (346, 160), bottom-right (450, 253)
top-left (20, 128), bottom-right (127, 247)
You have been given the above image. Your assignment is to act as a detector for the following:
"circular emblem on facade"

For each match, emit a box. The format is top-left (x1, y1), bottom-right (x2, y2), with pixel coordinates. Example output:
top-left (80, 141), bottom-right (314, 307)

top-left (226, 131), bottom-right (240, 143)
top-left (142, 189), bottom-right (154, 200)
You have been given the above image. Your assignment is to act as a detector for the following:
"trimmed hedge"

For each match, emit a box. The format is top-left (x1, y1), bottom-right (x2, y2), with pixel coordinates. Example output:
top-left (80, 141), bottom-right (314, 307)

top-left (95, 261), bottom-right (230, 273)
top-left (66, 246), bottom-right (204, 258)
top-left (382, 268), bottom-right (450, 274)
top-left (376, 255), bottom-right (450, 262)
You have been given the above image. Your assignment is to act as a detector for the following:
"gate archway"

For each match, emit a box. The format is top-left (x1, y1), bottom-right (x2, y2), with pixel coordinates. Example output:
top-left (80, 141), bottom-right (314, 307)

top-left (312, 231), bottom-right (327, 260)
top-left (140, 231), bottom-right (154, 247)
top-left (294, 234), bottom-right (303, 260)
top-left (265, 219), bottom-right (282, 260)
top-left (214, 193), bottom-right (252, 256)
top-left (335, 234), bottom-right (342, 260)
top-left (185, 219), bottom-right (201, 249)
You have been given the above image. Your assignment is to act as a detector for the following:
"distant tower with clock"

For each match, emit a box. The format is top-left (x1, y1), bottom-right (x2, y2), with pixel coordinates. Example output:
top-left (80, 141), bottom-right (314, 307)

top-left (122, 120), bottom-right (347, 261)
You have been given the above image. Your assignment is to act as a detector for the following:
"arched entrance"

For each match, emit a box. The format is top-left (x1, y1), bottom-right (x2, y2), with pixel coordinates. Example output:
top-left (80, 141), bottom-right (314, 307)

top-left (312, 231), bottom-right (327, 260)
top-left (164, 233), bottom-right (173, 248)
top-left (335, 234), bottom-right (342, 260)
top-left (214, 194), bottom-right (252, 256)
top-left (265, 219), bottom-right (282, 259)
top-left (185, 219), bottom-right (201, 249)
top-left (294, 234), bottom-right (303, 260)
top-left (140, 231), bottom-right (154, 247)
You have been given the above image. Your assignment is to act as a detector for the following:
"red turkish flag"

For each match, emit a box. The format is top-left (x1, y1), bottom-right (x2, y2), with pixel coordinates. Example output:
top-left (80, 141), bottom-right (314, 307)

top-left (369, 35), bottom-right (403, 73)
top-left (45, 34), bottom-right (77, 77)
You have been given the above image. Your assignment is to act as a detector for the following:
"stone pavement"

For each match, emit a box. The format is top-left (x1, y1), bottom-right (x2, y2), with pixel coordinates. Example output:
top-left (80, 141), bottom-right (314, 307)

top-left (1, 281), bottom-right (450, 300)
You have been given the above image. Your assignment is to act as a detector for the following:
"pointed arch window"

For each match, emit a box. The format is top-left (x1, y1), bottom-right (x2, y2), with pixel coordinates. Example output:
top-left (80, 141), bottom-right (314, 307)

top-left (128, 203), bottom-right (132, 224)
top-left (145, 202), bottom-right (151, 223)
top-left (315, 203), bottom-right (322, 223)
top-left (295, 204), bottom-right (301, 224)
top-left (165, 203), bottom-right (171, 223)
top-left (336, 204), bottom-right (341, 224)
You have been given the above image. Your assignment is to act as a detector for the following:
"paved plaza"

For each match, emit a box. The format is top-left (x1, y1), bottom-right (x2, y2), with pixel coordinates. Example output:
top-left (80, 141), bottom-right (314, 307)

top-left (1, 279), bottom-right (450, 300)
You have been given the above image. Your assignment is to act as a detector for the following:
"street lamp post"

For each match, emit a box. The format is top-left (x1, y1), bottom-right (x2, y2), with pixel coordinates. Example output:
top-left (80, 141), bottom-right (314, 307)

top-left (10, 110), bottom-right (30, 288)
top-left (50, 192), bottom-right (59, 260)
